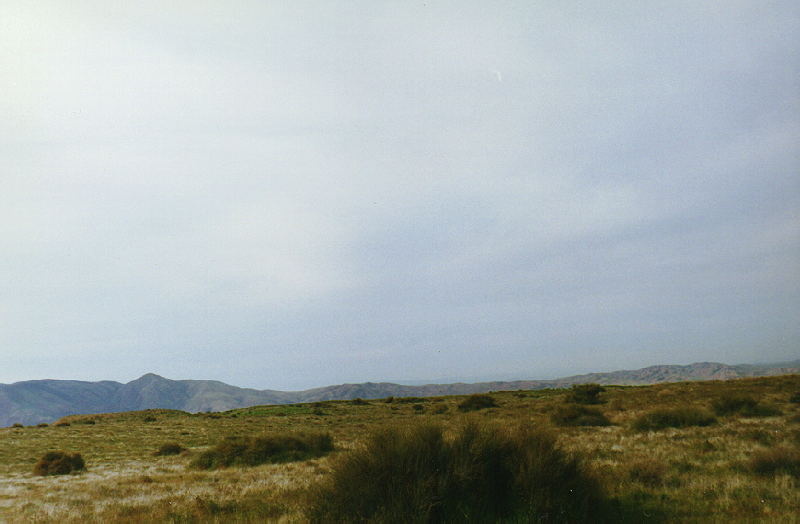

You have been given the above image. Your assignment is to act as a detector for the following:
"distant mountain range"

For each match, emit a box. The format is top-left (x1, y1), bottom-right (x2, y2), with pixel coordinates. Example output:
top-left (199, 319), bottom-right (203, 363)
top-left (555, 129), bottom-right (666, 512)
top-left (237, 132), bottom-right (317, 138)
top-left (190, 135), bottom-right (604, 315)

top-left (1, 360), bottom-right (798, 426)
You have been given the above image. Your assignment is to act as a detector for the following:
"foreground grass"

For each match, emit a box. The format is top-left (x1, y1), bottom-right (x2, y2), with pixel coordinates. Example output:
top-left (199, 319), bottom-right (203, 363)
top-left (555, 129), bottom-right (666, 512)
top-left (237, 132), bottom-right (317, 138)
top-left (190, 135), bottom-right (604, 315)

top-left (0, 374), bottom-right (798, 522)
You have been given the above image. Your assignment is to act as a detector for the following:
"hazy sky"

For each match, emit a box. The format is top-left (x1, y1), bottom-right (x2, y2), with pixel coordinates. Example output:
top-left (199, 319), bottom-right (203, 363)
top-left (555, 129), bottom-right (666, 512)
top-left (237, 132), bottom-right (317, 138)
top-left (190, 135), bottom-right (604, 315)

top-left (2, 1), bottom-right (798, 389)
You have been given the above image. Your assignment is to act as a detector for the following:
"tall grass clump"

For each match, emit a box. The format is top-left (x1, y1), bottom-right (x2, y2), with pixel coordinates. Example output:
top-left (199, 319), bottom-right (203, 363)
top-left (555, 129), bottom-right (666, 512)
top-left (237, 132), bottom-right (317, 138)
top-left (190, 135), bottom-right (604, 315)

top-left (746, 447), bottom-right (800, 478)
top-left (457, 394), bottom-right (498, 412)
top-left (191, 431), bottom-right (333, 469)
top-left (33, 451), bottom-right (85, 476)
top-left (551, 404), bottom-right (611, 427)
top-left (154, 442), bottom-right (186, 456)
top-left (567, 383), bottom-right (605, 404)
top-left (307, 421), bottom-right (607, 523)
top-left (711, 395), bottom-right (781, 417)
top-left (632, 407), bottom-right (716, 431)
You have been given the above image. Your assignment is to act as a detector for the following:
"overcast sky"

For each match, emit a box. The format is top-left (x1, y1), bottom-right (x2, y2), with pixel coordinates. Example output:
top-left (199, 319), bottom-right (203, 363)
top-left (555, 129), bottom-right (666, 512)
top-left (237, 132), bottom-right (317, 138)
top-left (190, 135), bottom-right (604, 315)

top-left (1, 1), bottom-right (798, 390)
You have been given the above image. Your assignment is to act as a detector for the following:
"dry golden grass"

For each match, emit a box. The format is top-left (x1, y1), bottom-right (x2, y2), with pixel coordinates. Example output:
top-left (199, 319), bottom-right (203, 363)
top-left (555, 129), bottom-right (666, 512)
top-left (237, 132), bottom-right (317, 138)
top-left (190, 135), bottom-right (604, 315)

top-left (0, 375), bottom-right (798, 522)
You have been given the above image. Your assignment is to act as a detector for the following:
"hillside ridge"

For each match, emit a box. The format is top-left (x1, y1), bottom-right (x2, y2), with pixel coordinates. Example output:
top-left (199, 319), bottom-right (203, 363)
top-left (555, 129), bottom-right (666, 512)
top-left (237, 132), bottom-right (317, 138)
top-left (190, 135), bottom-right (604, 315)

top-left (1, 359), bottom-right (797, 426)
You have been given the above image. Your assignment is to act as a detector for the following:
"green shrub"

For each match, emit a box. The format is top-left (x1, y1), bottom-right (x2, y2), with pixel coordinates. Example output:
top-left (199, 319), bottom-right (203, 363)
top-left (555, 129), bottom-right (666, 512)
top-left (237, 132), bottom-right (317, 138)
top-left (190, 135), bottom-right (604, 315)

top-left (352, 398), bottom-right (369, 405)
top-left (712, 395), bottom-right (781, 417)
top-left (307, 421), bottom-right (608, 523)
top-left (191, 431), bottom-right (333, 469)
top-left (789, 391), bottom-right (800, 403)
top-left (747, 447), bottom-right (800, 478)
top-left (567, 383), bottom-right (606, 404)
top-left (457, 394), bottom-right (498, 412)
top-left (11, 423), bottom-right (23, 428)
top-left (154, 443), bottom-right (186, 456)
top-left (632, 407), bottom-right (716, 431)
top-left (412, 404), bottom-right (425, 413)
top-left (33, 451), bottom-right (85, 476)
top-left (395, 397), bottom-right (428, 404)
top-left (551, 404), bottom-right (611, 427)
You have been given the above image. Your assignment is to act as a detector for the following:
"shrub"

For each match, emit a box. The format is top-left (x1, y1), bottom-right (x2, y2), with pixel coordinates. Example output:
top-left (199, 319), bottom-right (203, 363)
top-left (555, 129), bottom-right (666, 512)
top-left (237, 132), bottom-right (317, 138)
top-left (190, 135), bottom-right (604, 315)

top-left (457, 394), bottom-right (498, 412)
top-left (396, 397), bottom-right (428, 404)
top-left (747, 447), bottom-right (800, 478)
top-left (143, 416), bottom-right (157, 422)
top-left (568, 383), bottom-right (605, 404)
top-left (33, 451), bottom-right (85, 476)
top-left (11, 423), bottom-right (23, 428)
top-left (54, 421), bottom-right (71, 427)
top-left (307, 421), bottom-right (607, 523)
top-left (81, 419), bottom-right (96, 425)
top-left (632, 407), bottom-right (716, 431)
top-left (191, 431), bottom-right (333, 469)
top-left (627, 459), bottom-right (667, 487)
top-left (154, 443), bottom-right (186, 456)
top-left (412, 404), bottom-right (425, 413)
top-left (36, 423), bottom-right (48, 428)
top-left (351, 398), bottom-right (369, 405)
top-left (383, 396), bottom-right (394, 403)
top-left (788, 391), bottom-right (800, 403)
top-left (551, 404), bottom-right (611, 427)
top-left (712, 395), bottom-right (781, 417)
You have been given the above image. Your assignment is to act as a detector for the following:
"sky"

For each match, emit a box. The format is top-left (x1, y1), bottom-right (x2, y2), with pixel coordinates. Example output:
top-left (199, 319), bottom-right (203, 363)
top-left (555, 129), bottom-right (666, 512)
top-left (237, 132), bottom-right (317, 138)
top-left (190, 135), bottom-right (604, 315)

top-left (1, 1), bottom-right (798, 390)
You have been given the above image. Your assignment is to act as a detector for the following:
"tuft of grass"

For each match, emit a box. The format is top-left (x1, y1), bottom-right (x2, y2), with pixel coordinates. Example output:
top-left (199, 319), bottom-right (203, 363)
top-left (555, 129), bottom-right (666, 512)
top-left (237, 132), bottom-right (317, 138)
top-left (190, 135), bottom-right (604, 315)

top-left (457, 394), bottom-right (498, 412)
top-left (154, 443), bottom-right (187, 456)
top-left (307, 420), bottom-right (608, 523)
top-left (627, 459), bottom-right (667, 487)
top-left (191, 431), bottom-right (333, 469)
top-left (33, 451), bottom-right (85, 476)
top-left (567, 383), bottom-right (606, 404)
top-left (711, 395), bottom-right (781, 417)
top-left (551, 404), bottom-right (611, 426)
top-left (746, 447), bottom-right (800, 478)
top-left (632, 407), bottom-right (716, 431)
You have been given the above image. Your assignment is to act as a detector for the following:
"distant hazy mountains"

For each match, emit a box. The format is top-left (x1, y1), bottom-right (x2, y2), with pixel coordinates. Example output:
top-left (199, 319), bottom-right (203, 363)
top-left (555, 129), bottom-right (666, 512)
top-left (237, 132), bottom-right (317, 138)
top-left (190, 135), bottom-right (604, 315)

top-left (1, 360), bottom-right (798, 426)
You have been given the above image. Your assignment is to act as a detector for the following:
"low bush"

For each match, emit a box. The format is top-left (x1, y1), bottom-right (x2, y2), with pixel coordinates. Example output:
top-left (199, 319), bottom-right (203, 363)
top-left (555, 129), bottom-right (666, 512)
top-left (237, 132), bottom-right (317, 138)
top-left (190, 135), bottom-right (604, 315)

top-left (747, 447), bottom-right (800, 478)
top-left (191, 431), bottom-right (333, 469)
top-left (627, 459), bottom-right (667, 487)
top-left (632, 407), bottom-right (716, 431)
top-left (54, 421), bottom-right (70, 427)
top-left (11, 423), bottom-right (23, 428)
top-left (567, 383), bottom-right (606, 404)
top-left (154, 443), bottom-right (186, 456)
top-left (711, 395), bottom-right (781, 417)
top-left (395, 397), bottom-right (428, 404)
top-left (351, 398), bottom-right (369, 405)
top-left (457, 394), bottom-right (498, 412)
top-left (551, 404), bottom-right (611, 426)
top-left (307, 421), bottom-right (608, 523)
top-left (788, 391), bottom-right (800, 403)
top-left (33, 451), bottom-right (85, 476)
top-left (36, 423), bottom-right (48, 428)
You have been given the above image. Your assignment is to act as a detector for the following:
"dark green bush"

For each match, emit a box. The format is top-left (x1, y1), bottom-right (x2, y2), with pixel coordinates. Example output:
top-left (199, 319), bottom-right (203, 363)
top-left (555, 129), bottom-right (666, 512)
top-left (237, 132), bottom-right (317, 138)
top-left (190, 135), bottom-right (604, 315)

top-left (352, 398), bottom-right (370, 405)
top-left (307, 421), bottom-right (608, 523)
top-left (747, 447), bottom-right (800, 478)
top-left (33, 451), bottom-right (85, 476)
top-left (632, 407), bottom-right (716, 431)
top-left (789, 391), bottom-right (800, 404)
top-left (395, 397), bottom-right (428, 404)
top-left (154, 442), bottom-right (186, 456)
top-left (567, 384), bottom-right (606, 404)
top-left (551, 404), bottom-right (612, 426)
top-left (11, 423), bottom-right (23, 428)
top-left (457, 394), bottom-right (498, 412)
top-left (191, 431), bottom-right (333, 469)
top-left (711, 395), bottom-right (781, 417)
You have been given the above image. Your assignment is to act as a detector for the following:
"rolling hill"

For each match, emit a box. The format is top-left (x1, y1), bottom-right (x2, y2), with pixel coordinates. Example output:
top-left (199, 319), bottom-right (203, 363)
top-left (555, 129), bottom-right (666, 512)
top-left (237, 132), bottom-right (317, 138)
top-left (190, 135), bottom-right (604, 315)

top-left (1, 359), bottom-right (797, 426)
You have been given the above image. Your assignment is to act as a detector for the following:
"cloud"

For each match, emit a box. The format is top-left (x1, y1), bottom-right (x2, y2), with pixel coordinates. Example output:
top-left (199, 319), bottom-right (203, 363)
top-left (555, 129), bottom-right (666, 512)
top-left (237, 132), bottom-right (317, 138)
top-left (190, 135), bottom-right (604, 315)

top-left (1, 1), bottom-right (798, 388)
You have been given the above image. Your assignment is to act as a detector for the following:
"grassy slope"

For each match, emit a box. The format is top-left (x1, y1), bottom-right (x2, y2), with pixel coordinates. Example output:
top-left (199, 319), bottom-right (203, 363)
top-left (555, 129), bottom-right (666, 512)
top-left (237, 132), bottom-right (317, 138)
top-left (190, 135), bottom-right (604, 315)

top-left (0, 375), bottom-right (798, 522)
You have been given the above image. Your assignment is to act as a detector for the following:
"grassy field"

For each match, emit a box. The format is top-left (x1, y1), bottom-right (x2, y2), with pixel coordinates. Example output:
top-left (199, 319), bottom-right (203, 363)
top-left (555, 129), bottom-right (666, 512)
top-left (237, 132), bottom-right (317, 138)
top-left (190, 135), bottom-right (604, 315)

top-left (1, 374), bottom-right (799, 522)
